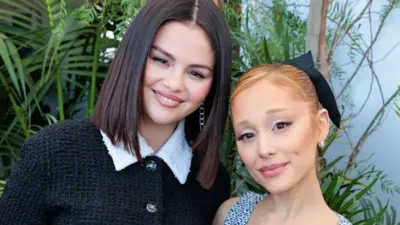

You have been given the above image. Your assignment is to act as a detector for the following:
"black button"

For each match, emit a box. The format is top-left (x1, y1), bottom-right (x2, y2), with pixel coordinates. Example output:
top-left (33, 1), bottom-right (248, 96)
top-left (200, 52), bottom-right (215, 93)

top-left (146, 202), bottom-right (157, 213)
top-left (145, 160), bottom-right (157, 171)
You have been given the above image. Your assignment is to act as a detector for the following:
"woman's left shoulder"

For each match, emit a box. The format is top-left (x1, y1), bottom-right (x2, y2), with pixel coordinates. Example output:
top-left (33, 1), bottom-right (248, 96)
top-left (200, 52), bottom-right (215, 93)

top-left (212, 197), bottom-right (240, 225)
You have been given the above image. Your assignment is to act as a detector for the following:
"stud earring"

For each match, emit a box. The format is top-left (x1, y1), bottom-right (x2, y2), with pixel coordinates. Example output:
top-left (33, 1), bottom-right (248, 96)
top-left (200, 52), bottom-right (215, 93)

top-left (199, 102), bottom-right (205, 131)
top-left (318, 141), bottom-right (325, 148)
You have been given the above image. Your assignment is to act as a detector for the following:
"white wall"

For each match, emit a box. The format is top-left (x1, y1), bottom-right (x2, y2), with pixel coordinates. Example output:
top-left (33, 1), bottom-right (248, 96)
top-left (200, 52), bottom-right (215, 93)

top-left (326, 0), bottom-right (400, 215)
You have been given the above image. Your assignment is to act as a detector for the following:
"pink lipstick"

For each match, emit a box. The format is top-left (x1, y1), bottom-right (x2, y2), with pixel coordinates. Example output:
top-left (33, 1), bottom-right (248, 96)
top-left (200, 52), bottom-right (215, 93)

top-left (259, 162), bottom-right (288, 178)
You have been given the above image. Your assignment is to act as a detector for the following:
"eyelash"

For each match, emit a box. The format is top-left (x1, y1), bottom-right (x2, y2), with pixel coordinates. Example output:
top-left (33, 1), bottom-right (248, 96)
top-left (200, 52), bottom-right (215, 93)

top-left (150, 56), bottom-right (205, 79)
top-left (272, 121), bottom-right (293, 131)
top-left (236, 121), bottom-right (293, 142)
top-left (237, 133), bottom-right (254, 141)
top-left (150, 56), bottom-right (168, 65)
top-left (189, 71), bottom-right (205, 79)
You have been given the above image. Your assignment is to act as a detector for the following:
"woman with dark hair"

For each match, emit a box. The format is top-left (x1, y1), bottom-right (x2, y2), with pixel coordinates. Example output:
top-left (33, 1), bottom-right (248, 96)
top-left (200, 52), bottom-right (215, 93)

top-left (0, 0), bottom-right (232, 224)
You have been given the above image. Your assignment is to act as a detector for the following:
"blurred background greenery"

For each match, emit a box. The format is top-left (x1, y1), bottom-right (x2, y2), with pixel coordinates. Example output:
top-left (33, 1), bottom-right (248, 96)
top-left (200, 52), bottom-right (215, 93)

top-left (0, 0), bottom-right (399, 224)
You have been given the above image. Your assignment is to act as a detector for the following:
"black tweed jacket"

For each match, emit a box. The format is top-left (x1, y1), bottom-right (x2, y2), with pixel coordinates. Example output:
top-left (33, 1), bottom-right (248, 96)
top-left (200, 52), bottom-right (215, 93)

top-left (0, 119), bottom-right (230, 225)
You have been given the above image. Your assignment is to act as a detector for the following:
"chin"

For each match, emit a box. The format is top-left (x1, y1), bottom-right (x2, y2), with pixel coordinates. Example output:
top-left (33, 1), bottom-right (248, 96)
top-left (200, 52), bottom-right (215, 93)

top-left (146, 113), bottom-right (179, 126)
top-left (264, 182), bottom-right (292, 195)
top-left (255, 174), bottom-right (293, 195)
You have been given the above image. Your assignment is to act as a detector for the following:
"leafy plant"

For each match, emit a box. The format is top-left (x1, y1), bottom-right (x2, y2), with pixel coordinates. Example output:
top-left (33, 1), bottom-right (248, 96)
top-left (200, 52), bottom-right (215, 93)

top-left (0, 180), bottom-right (5, 196)
top-left (0, 0), bottom-right (144, 177)
top-left (0, 0), bottom-right (399, 224)
top-left (321, 165), bottom-right (393, 224)
top-left (361, 197), bottom-right (400, 225)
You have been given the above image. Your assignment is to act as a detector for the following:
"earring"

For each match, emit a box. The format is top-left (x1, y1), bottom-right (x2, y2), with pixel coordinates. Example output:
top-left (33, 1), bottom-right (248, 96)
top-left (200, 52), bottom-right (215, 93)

top-left (318, 141), bottom-right (325, 148)
top-left (199, 102), bottom-right (205, 131)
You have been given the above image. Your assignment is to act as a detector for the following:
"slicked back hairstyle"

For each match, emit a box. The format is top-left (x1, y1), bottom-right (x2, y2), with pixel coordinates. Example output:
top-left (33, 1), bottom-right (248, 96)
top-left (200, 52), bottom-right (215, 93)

top-left (91, 0), bottom-right (232, 189)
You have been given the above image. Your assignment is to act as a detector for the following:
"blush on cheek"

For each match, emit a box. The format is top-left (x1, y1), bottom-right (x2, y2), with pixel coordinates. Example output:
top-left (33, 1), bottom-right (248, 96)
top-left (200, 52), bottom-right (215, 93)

top-left (285, 127), bottom-right (315, 155)
top-left (192, 81), bottom-right (212, 103)
top-left (144, 65), bottom-right (164, 86)
top-left (237, 148), bottom-right (256, 170)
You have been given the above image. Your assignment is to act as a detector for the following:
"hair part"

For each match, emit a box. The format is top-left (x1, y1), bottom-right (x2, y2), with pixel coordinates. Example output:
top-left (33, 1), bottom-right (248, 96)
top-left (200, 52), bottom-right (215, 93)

top-left (191, 0), bottom-right (199, 22)
top-left (91, 0), bottom-right (231, 189)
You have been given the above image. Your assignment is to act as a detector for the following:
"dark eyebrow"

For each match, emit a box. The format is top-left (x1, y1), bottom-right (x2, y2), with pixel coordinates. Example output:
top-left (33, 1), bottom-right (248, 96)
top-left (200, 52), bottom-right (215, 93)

top-left (152, 45), bottom-right (175, 61)
top-left (191, 64), bottom-right (213, 72)
top-left (151, 45), bottom-right (213, 72)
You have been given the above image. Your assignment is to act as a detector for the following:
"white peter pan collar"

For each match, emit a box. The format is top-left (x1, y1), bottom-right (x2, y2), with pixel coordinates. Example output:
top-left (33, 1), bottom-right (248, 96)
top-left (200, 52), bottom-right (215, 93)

top-left (100, 120), bottom-right (193, 184)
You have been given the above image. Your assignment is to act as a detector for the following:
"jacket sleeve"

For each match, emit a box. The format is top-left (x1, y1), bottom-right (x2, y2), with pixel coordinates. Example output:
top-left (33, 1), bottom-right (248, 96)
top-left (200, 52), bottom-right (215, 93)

top-left (0, 132), bottom-right (50, 224)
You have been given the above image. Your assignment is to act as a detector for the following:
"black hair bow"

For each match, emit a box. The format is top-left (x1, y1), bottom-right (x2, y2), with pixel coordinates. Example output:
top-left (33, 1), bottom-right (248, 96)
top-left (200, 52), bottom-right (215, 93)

top-left (282, 51), bottom-right (341, 128)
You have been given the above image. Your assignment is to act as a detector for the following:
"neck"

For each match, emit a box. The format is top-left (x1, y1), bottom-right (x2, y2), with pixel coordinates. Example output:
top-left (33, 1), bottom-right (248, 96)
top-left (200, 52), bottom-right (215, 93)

top-left (139, 118), bottom-right (178, 152)
top-left (265, 169), bottom-right (330, 221)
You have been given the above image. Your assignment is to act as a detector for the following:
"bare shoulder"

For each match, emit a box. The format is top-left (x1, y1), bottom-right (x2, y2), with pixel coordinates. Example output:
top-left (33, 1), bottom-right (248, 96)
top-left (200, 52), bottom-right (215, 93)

top-left (212, 197), bottom-right (240, 225)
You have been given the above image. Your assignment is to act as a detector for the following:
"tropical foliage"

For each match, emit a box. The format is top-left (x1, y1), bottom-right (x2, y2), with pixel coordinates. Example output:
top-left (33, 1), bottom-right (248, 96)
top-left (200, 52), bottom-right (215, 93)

top-left (0, 0), bottom-right (399, 224)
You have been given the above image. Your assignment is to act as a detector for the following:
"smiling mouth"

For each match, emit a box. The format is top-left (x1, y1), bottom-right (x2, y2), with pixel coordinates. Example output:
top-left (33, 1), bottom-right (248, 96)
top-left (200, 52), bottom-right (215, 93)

top-left (153, 90), bottom-right (183, 108)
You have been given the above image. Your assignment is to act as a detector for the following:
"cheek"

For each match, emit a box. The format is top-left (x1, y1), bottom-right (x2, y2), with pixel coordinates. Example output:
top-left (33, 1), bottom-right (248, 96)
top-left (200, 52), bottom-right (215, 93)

top-left (186, 79), bottom-right (212, 102)
top-left (237, 144), bottom-right (257, 167)
top-left (286, 130), bottom-right (317, 166)
top-left (271, 123), bottom-right (316, 164)
top-left (144, 60), bottom-right (163, 86)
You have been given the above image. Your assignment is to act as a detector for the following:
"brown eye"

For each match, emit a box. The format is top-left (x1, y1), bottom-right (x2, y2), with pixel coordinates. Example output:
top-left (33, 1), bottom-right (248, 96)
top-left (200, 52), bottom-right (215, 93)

top-left (189, 71), bottom-right (205, 78)
top-left (237, 133), bottom-right (255, 141)
top-left (150, 56), bottom-right (168, 65)
top-left (272, 121), bottom-right (292, 131)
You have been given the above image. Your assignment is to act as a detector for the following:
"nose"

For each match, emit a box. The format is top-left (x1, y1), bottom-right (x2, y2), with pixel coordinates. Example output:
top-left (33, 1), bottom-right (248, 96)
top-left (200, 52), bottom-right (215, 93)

top-left (162, 68), bottom-right (184, 92)
top-left (257, 134), bottom-right (276, 158)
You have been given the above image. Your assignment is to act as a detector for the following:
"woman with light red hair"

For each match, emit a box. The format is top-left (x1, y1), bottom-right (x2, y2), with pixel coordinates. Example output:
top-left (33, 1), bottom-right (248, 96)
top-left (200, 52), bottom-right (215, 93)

top-left (213, 52), bottom-right (352, 225)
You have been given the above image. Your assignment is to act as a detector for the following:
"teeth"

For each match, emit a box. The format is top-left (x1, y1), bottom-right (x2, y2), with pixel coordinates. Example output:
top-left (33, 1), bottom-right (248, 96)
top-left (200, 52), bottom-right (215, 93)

top-left (156, 93), bottom-right (180, 104)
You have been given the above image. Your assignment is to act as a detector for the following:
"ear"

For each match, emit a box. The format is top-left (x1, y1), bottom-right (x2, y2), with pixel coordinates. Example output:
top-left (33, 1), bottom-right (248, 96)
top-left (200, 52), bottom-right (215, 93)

top-left (316, 109), bottom-right (330, 143)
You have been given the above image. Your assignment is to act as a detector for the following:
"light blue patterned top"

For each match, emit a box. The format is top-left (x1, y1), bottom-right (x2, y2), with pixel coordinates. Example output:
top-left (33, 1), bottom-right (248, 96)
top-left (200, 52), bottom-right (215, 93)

top-left (224, 192), bottom-right (352, 225)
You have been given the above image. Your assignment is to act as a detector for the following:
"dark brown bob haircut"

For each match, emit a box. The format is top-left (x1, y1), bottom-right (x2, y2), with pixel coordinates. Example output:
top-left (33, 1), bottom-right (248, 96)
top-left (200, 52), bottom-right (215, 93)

top-left (91, 0), bottom-right (232, 189)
